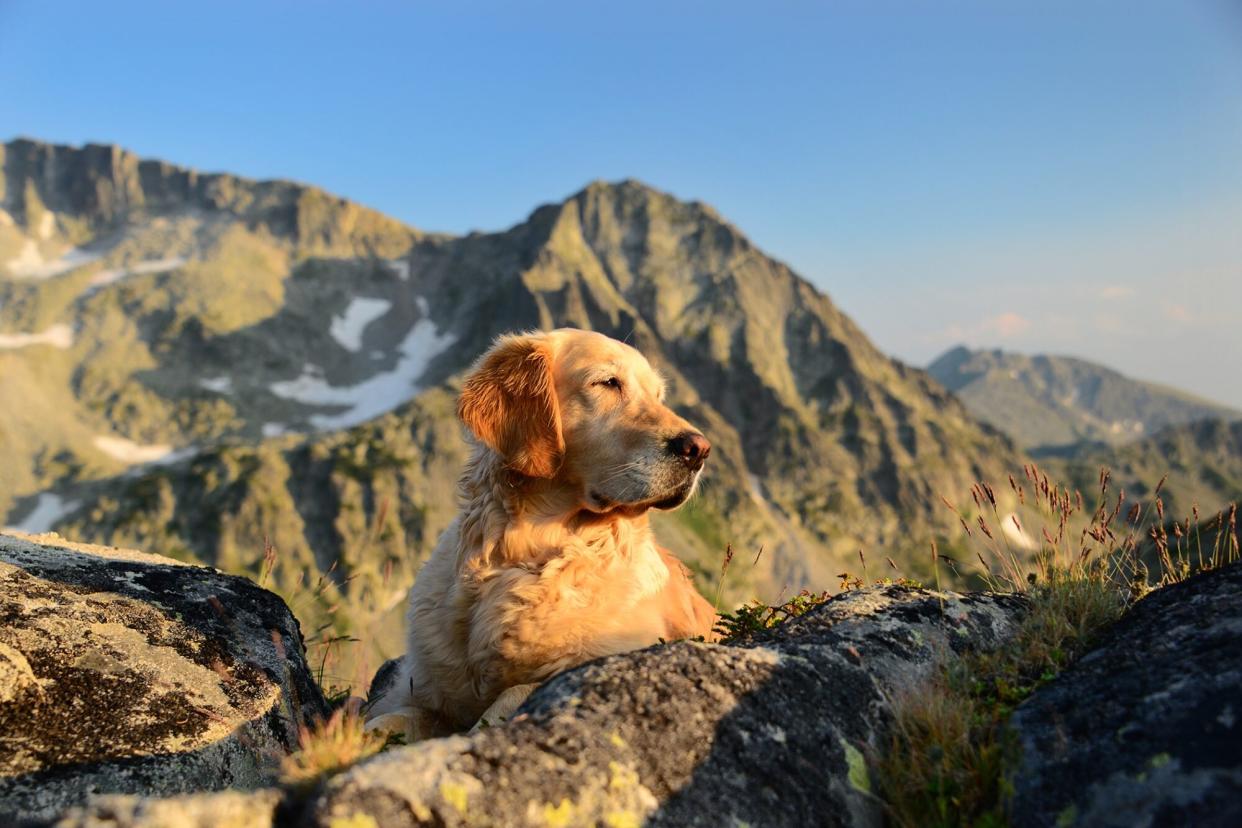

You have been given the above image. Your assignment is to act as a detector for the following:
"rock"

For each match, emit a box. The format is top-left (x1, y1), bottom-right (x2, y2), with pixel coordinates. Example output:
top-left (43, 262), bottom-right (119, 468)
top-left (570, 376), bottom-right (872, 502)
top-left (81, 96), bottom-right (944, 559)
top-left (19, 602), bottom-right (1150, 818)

top-left (1009, 561), bottom-right (1242, 828)
top-left (0, 532), bottom-right (327, 822)
top-left (32, 789), bottom-right (283, 828)
top-left (311, 585), bottom-right (1025, 828)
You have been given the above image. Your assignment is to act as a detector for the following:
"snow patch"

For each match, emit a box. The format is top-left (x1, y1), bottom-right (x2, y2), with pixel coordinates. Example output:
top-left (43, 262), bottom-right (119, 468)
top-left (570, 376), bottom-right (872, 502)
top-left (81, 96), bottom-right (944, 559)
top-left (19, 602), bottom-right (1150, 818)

top-left (261, 423), bottom-right (287, 438)
top-left (5, 240), bottom-right (101, 280)
top-left (7, 493), bottom-right (78, 534)
top-left (1108, 420), bottom-right (1144, 436)
top-left (87, 257), bottom-right (187, 292)
top-left (1000, 512), bottom-right (1039, 551)
top-left (746, 473), bottom-right (768, 506)
top-left (0, 324), bottom-right (74, 350)
top-left (94, 435), bottom-right (175, 465)
top-left (37, 211), bottom-right (55, 239)
top-left (270, 301), bottom-right (455, 430)
top-left (386, 259), bottom-right (410, 281)
top-left (199, 376), bottom-right (233, 394)
top-left (330, 297), bottom-right (393, 352)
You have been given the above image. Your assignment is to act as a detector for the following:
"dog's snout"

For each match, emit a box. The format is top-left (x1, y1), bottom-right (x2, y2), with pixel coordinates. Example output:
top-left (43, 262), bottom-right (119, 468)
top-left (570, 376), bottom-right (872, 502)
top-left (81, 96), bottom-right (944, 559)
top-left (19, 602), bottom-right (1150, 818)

top-left (668, 432), bottom-right (711, 470)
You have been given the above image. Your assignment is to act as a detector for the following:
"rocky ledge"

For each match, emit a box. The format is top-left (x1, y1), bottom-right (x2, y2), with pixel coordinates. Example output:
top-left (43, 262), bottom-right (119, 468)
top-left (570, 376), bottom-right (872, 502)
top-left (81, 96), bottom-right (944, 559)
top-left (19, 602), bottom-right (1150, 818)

top-left (318, 585), bottom-right (1024, 828)
top-left (0, 532), bottom-right (326, 821)
top-left (33, 577), bottom-right (1028, 827)
top-left (5, 529), bottom-right (1239, 827)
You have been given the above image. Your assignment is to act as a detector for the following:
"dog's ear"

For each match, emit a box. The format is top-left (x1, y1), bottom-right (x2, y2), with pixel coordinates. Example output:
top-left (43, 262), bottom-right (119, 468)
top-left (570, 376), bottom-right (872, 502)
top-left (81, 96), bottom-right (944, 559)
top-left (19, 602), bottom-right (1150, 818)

top-left (457, 334), bottom-right (564, 478)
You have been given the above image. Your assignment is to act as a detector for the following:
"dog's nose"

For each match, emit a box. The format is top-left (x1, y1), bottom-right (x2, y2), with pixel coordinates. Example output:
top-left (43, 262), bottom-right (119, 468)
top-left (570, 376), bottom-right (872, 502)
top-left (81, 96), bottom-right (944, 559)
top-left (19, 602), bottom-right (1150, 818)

top-left (668, 432), bottom-right (711, 471)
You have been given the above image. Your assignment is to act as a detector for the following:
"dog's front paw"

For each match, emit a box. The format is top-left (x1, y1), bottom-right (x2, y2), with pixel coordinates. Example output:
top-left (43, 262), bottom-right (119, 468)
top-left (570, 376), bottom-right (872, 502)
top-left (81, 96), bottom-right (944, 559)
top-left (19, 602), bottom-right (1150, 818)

top-left (470, 683), bottom-right (538, 733)
top-left (363, 711), bottom-right (415, 741)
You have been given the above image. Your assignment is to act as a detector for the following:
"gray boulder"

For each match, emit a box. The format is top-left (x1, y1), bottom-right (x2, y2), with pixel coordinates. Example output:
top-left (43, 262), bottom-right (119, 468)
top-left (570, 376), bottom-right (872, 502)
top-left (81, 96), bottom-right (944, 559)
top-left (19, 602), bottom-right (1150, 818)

top-left (1009, 561), bottom-right (1242, 828)
top-left (0, 531), bottom-right (327, 821)
top-left (35, 789), bottom-right (283, 828)
top-left (311, 585), bottom-right (1025, 828)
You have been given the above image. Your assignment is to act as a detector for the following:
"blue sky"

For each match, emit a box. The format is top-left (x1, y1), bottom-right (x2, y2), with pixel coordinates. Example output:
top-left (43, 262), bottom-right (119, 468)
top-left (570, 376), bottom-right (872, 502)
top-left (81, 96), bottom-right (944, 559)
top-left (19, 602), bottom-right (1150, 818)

top-left (3, 1), bottom-right (1241, 404)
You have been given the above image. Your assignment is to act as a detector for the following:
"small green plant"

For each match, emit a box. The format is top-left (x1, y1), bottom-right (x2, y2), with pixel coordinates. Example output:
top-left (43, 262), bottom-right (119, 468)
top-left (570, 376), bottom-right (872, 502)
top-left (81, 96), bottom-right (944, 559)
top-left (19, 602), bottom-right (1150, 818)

top-left (714, 548), bottom-right (923, 640)
top-left (715, 588), bottom-right (833, 640)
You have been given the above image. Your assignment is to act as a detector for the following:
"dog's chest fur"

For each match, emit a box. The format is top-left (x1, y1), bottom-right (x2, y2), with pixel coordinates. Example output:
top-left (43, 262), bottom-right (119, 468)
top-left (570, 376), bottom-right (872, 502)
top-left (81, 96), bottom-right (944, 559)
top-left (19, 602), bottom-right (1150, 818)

top-left (401, 457), bottom-right (677, 726)
top-left (464, 509), bottom-right (672, 689)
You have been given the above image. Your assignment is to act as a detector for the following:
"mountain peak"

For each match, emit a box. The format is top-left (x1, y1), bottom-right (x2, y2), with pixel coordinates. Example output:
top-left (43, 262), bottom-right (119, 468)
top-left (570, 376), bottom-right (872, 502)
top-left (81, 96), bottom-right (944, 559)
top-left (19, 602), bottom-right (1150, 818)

top-left (577, 177), bottom-right (667, 198)
top-left (1, 137), bottom-right (419, 256)
top-left (568, 178), bottom-right (724, 223)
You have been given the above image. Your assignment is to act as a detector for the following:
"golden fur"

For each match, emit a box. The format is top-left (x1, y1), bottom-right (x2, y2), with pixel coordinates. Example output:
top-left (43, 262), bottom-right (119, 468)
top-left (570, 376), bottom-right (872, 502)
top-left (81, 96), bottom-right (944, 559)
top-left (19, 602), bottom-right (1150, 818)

top-left (365, 328), bottom-right (717, 739)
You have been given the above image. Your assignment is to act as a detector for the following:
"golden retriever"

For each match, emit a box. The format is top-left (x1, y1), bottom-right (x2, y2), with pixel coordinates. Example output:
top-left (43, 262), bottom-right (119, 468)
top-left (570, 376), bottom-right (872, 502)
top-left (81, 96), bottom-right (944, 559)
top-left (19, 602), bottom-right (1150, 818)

top-left (365, 328), bottom-right (718, 740)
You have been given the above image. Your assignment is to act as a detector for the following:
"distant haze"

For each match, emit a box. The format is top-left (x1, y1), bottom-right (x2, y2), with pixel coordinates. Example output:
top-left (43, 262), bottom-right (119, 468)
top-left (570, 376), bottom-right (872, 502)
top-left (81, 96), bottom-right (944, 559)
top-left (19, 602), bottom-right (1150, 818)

top-left (2, 0), bottom-right (1240, 404)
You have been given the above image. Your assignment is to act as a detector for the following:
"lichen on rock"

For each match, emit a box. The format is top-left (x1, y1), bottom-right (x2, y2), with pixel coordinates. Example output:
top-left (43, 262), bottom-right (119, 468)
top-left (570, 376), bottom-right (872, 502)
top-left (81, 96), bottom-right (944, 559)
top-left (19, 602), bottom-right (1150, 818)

top-left (0, 531), bottom-right (327, 821)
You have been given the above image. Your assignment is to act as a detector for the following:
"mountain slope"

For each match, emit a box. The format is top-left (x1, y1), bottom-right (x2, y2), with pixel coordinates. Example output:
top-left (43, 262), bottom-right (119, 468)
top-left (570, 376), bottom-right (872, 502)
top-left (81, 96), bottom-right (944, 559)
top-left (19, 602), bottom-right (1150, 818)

top-left (3, 139), bottom-right (1024, 671)
top-left (1053, 418), bottom-right (1242, 521)
top-left (0, 137), bottom-right (423, 516)
top-left (928, 346), bottom-right (1240, 455)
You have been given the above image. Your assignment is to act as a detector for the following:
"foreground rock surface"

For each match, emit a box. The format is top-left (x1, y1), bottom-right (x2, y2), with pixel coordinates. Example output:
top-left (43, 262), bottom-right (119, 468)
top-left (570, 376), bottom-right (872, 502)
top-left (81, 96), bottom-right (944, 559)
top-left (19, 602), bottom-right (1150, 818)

top-left (0, 532), bottom-right (326, 821)
top-left (45, 584), bottom-right (1024, 827)
top-left (1010, 561), bottom-right (1242, 828)
top-left (324, 585), bottom-right (1024, 828)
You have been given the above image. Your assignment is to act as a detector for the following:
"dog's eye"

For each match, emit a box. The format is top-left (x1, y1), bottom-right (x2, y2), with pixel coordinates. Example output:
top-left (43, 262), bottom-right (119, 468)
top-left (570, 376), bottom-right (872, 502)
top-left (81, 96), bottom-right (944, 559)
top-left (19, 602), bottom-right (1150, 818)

top-left (594, 377), bottom-right (623, 391)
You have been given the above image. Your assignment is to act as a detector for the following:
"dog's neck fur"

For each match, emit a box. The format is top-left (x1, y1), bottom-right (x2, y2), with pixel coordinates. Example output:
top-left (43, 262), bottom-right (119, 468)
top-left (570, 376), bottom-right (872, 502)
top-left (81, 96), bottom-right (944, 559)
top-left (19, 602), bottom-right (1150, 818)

top-left (456, 444), bottom-right (652, 571)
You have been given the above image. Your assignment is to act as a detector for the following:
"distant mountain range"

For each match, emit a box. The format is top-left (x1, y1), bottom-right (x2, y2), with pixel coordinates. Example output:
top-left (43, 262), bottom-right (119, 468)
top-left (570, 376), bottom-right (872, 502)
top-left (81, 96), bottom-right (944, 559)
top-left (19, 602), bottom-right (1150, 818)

top-left (1056, 418), bottom-right (1242, 524)
top-left (0, 138), bottom-right (1022, 669)
top-left (928, 346), bottom-right (1241, 456)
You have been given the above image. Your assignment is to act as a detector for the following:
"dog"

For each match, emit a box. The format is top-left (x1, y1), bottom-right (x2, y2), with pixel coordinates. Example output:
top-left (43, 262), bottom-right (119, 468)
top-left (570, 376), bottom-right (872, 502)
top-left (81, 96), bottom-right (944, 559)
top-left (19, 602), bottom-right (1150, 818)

top-left (365, 328), bottom-right (718, 739)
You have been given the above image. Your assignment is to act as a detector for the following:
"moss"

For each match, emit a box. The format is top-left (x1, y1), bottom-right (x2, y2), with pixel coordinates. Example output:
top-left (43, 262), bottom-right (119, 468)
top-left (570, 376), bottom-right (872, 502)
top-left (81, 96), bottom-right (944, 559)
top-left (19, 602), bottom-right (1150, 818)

top-left (604, 813), bottom-right (641, 828)
top-left (841, 738), bottom-right (871, 794)
top-left (1146, 752), bottom-right (1172, 770)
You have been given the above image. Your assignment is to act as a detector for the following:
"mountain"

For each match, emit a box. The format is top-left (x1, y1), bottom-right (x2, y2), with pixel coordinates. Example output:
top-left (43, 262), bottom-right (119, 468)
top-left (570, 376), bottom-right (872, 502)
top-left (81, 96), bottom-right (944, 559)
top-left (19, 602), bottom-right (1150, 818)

top-left (1, 138), bottom-right (1023, 671)
top-left (928, 346), bottom-right (1240, 456)
top-left (0, 137), bottom-right (421, 512)
top-left (1053, 418), bottom-right (1242, 522)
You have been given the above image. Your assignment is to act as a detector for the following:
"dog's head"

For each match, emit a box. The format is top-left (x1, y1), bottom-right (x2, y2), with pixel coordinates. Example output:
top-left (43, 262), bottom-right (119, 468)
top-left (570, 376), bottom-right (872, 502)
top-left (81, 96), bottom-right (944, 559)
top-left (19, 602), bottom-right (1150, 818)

top-left (457, 329), bottom-right (710, 515)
